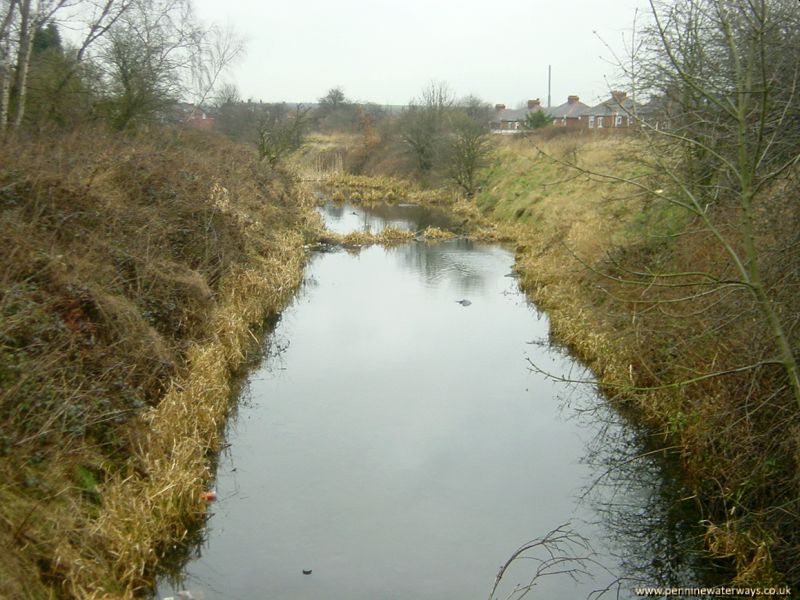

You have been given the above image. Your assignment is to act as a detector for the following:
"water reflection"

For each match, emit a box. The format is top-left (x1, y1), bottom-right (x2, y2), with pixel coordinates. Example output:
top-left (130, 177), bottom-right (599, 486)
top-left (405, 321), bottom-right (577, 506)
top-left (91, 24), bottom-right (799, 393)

top-left (319, 200), bottom-right (456, 235)
top-left (394, 239), bottom-right (500, 294)
top-left (576, 402), bottom-right (734, 591)
top-left (154, 201), bottom-right (718, 600)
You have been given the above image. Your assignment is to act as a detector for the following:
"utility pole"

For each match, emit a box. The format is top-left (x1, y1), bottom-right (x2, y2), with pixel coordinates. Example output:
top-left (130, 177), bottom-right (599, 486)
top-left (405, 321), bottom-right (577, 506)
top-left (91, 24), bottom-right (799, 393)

top-left (547, 65), bottom-right (552, 108)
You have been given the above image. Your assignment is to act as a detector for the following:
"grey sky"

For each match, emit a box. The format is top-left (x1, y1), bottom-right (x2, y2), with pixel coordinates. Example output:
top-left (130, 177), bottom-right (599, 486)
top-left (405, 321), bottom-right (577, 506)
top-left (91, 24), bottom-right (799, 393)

top-left (192, 0), bottom-right (648, 107)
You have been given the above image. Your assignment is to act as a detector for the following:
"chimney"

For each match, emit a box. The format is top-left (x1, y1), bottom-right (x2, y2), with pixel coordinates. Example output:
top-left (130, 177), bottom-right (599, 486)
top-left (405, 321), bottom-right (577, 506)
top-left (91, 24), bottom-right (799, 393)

top-left (494, 103), bottom-right (506, 112)
top-left (527, 99), bottom-right (541, 109)
top-left (611, 91), bottom-right (627, 104)
top-left (567, 95), bottom-right (579, 104)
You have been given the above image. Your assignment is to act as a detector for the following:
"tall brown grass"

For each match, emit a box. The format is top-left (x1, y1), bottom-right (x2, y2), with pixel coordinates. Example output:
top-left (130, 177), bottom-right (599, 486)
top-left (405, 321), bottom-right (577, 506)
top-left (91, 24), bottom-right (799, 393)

top-left (0, 126), bottom-right (320, 597)
top-left (476, 134), bottom-right (800, 587)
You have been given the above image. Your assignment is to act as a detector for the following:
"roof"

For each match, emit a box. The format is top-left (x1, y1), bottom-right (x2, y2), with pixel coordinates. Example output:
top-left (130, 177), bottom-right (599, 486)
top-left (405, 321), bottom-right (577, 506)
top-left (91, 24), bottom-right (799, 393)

top-left (581, 94), bottom-right (638, 117)
top-left (548, 99), bottom-right (589, 118)
top-left (492, 106), bottom-right (550, 123)
top-left (496, 108), bottom-right (530, 122)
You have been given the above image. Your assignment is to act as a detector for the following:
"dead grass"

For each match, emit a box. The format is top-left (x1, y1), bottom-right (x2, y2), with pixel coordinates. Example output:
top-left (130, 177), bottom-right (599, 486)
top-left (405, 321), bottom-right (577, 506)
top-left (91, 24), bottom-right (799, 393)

top-left (420, 226), bottom-right (455, 240)
top-left (474, 133), bottom-right (799, 587)
top-left (333, 226), bottom-right (416, 247)
top-left (0, 126), bottom-right (318, 597)
top-left (474, 135), bottom-right (644, 389)
top-left (325, 173), bottom-right (458, 206)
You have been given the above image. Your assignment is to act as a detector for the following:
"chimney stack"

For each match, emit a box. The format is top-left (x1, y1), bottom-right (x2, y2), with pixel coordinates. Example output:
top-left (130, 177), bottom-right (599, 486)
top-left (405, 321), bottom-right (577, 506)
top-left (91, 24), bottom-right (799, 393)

top-left (495, 103), bottom-right (506, 112)
top-left (611, 91), bottom-right (627, 104)
top-left (567, 95), bottom-right (579, 104)
top-left (527, 99), bottom-right (541, 109)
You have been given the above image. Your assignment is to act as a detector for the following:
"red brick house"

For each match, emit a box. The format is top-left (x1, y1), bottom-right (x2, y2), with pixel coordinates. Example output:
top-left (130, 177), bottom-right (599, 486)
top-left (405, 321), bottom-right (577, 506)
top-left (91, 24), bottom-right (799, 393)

top-left (548, 95), bottom-right (588, 127)
top-left (490, 99), bottom-right (546, 132)
top-left (579, 91), bottom-right (638, 129)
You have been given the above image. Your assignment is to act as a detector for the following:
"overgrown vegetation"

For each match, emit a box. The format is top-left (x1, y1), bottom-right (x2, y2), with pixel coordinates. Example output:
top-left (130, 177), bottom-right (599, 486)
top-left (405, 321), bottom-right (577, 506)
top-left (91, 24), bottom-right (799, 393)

top-left (302, 1), bottom-right (800, 587)
top-left (475, 119), bottom-right (799, 585)
top-left (279, 82), bottom-right (495, 194)
top-left (0, 4), bottom-right (322, 595)
top-left (1, 0), bottom-right (243, 133)
top-left (0, 126), bottom-right (319, 597)
top-left (2, 0), bottom-right (797, 593)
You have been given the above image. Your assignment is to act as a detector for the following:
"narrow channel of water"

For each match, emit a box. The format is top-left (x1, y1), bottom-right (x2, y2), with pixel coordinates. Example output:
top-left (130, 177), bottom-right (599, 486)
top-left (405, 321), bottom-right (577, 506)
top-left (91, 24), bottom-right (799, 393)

top-left (319, 199), bottom-right (455, 235)
top-left (156, 200), bottom-right (715, 600)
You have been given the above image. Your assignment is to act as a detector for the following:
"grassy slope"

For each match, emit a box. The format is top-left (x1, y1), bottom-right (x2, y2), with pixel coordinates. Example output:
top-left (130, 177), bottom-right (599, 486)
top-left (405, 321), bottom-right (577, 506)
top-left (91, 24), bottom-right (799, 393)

top-left (0, 127), bottom-right (320, 598)
top-left (476, 133), bottom-right (798, 587)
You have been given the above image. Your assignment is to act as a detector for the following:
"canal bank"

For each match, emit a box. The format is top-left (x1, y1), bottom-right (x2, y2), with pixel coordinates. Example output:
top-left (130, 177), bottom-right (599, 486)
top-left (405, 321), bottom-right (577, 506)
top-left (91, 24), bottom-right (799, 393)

top-left (156, 197), bottom-right (728, 599)
top-left (315, 131), bottom-right (798, 589)
top-left (0, 128), bottom-right (324, 598)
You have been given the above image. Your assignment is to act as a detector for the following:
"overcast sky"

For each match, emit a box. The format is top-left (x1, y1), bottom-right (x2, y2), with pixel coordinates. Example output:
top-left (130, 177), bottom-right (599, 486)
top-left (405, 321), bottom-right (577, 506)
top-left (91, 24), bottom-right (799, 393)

top-left (192, 0), bottom-right (648, 108)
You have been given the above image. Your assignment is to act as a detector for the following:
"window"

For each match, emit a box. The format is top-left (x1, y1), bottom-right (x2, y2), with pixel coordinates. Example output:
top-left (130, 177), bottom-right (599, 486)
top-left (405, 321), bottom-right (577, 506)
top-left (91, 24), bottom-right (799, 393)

top-left (588, 116), bottom-right (595, 128)
top-left (596, 116), bottom-right (603, 128)
top-left (614, 115), bottom-right (623, 127)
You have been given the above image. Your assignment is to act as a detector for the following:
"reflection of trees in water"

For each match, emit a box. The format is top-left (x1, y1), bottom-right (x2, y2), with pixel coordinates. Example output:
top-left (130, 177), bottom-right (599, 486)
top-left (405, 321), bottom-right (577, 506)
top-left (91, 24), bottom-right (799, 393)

top-left (393, 239), bottom-right (490, 294)
top-left (365, 203), bottom-right (455, 232)
top-left (577, 400), bottom-right (735, 590)
top-left (320, 202), bottom-right (456, 234)
top-left (324, 203), bottom-right (346, 220)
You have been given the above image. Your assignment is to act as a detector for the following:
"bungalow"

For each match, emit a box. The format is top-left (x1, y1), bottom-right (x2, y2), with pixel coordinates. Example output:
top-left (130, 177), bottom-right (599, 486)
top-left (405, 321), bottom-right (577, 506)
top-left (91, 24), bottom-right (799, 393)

top-left (548, 95), bottom-right (588, 127)
top-left (488, 90), bottom-right (644, 132)
top-left (490, 99), bottom-right (546, 133)
top-left (580, 91), bottom-right (638, 129)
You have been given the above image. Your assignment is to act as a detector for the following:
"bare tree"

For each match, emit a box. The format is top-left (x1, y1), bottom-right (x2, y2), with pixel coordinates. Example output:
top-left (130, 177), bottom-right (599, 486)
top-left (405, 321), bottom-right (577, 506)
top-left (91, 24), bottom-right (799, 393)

top-left (188, 22), bottom-right (243, 112)
top-left (317, 86), bottom-right (346, 113)
top-left (40, 0), bottom-right (135, 120)
top-left (540, 0), bottom-right (800, 584)
top-left (0, 0), bottom-right (19, 130)
top-left (399, 80), bottom-right (454, 173)
top-left (98, 0), bottom-right (195, 129)
top-left (0, 0), bottom-right (134, 132)
top-left (0, 0), bottom-right (65, 129)
top-left (445, 110), bottom-right (491, 197)
top-left (256, 103), bottom-right (309, 166)
top-left (626, 0), bottom-right (800, 407)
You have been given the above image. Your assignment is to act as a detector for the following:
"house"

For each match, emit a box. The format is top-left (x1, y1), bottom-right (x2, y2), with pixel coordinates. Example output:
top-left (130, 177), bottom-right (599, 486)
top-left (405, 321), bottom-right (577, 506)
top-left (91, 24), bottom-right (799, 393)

top-left (579, 91), bottom-right (638, 129)
top-left (636, 95), bottom-right (672, 130)
top-left (548, 95), bottom-right (588, 127)
top-left (490, 99), bottom-right (546, 132)
top-left (184, 107), bottom-right (216, 131)
top-left (488, 90), bottom-right (646, 132)
top-left (172, 102), bottom-right (217, 130)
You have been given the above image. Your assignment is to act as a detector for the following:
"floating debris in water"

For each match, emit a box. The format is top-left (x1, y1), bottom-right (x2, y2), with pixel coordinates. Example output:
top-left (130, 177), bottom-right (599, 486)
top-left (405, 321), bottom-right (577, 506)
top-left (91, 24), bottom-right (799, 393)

top-left (302, 569), bottom-right (313, 575)
top-left (199, 490), bottom-right (217, 502)
top-left (455, 299), bottom-right (472, 306)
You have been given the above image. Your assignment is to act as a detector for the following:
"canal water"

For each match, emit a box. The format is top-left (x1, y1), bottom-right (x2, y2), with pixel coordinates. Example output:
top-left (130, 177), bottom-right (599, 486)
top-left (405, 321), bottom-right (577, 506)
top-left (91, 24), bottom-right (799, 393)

top-left (156, 200), bottom-right (712, 600)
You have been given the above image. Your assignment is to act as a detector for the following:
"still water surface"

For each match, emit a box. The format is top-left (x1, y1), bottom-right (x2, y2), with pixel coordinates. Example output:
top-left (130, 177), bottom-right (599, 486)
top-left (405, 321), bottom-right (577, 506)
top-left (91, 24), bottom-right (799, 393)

top-left (156, 201), bottom-right (706, 599)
